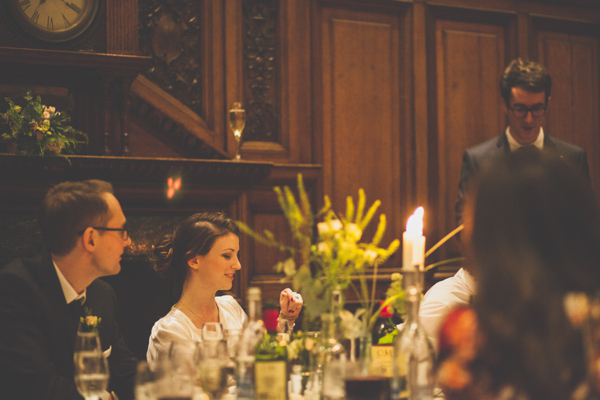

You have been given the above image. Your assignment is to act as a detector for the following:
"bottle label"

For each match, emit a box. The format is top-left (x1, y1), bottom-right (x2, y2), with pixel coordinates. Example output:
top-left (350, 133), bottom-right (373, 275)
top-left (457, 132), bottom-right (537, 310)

top-left (371, 344), bottom-right (394, 377)
top-left (254, 360), bottom-right (287, 400)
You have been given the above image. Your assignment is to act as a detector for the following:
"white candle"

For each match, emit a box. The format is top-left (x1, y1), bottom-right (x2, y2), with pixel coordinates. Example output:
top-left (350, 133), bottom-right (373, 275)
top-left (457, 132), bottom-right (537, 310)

top-left (403, 207), bottom-right (425, 271)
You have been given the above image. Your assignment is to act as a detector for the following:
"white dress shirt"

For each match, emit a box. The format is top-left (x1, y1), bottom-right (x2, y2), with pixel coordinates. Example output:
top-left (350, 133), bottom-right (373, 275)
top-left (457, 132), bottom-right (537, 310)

top-left (418, 268), bottom-right (476, 352)
top-left (506, 127), bottom-right (544, 152)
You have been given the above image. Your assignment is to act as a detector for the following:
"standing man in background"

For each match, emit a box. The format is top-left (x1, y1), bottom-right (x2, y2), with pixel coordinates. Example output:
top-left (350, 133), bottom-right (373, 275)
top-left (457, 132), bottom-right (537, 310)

top-left (420, 58), bottom-right (590, 351)
top-left (455, 58), bottom-right (589, 224)
top-left (0, 180), bottom-right (138, 399)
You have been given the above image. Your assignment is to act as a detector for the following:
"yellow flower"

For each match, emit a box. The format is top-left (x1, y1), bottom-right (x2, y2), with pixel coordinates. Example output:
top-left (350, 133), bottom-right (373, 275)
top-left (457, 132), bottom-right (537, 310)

top-left (85, 315), bottom-right (99, 327)
top-left (345, 223), bottom-right (362, 241)
top-left (317, 219), bottom-right (343, 236)
top-left (316, 242), bottom-right (331, 256)
top-left (364, 249), bottom-right (378, 263)
top-left (14, 105), bottom-right (21, 112)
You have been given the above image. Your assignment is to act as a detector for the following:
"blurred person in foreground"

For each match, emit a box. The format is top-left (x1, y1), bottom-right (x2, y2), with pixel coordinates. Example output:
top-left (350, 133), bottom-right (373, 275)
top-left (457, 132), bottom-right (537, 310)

top-left (460, 147), bottom-right (600, 400)
top-left (0, 180), bottom-right (138, 399)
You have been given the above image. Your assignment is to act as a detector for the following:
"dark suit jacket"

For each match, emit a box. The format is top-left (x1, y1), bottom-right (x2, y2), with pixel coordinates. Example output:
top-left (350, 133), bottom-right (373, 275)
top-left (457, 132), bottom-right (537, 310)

top-left (455, 133), bottom-right (590, 224)
top-left (0, 254), bottom-right (138, 400)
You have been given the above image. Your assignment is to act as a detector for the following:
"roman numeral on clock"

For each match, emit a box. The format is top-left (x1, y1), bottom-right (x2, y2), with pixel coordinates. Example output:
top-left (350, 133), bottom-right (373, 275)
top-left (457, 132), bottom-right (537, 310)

top-left (19, 0), bottom-right (31, 11)
top-left (31, 10), bottom-right (39, 24)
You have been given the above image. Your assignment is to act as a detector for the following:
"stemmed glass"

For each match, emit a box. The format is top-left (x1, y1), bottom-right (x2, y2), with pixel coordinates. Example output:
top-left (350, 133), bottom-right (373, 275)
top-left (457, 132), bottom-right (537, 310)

top-left (73, 330), bottom-right (109, 399)
top-left (229, 102), bottom-right (246, 161)
top-left (134, 361), bottom-right (156, 400)
top-left (156, 340), bottom-right (197, 399)
top-left (200, 322), bottom-right (228, 399)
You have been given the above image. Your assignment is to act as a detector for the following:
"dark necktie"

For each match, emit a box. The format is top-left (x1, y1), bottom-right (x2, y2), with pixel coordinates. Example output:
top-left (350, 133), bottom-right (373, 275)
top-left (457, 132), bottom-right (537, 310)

top-left (68, 299), bottom-right (83, 332)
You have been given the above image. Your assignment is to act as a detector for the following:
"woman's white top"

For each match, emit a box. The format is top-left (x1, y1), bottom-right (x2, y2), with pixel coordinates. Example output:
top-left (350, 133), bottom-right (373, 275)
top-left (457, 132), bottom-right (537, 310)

top-left (146, 295), bottom-right (247, 366)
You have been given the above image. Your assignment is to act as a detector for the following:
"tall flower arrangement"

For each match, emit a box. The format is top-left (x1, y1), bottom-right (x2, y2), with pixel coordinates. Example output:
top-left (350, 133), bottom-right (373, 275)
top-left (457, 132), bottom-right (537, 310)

top-left (237, 174), bottom-right (400, 330)
top-left (0, 91), bottom-right (87, 156)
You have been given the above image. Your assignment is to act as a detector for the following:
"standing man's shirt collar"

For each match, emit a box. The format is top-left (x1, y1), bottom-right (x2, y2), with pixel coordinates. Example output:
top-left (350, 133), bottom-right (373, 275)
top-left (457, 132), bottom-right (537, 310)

top-left (53, 260), bottom-right (86, 304)
top-left (505, 127), bottom-right (544, 152)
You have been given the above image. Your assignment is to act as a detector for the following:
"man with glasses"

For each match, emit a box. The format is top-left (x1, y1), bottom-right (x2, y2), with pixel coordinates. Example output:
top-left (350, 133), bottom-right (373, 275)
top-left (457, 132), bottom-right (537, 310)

top-left (455, 58), bottom-right (590, 224)
top-left (419, 59), bottom-right (590, 353)
top-left (0, 180), bottom-right (137, 399)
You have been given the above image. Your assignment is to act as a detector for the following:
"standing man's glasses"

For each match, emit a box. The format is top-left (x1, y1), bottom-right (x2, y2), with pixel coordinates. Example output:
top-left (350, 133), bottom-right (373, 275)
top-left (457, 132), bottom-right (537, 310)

top-left (78, 227), bottom-right (129, 240)
top-left (508, 104), bottom-right (547, 118)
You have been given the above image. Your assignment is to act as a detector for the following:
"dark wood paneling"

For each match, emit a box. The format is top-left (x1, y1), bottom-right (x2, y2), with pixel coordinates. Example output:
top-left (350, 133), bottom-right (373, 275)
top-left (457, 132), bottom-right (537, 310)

top-left (317, 6), bottom-right (408, 256)
top-left (535, 23), bottom-right (600, 197)
top-left (106, 0), bottom-right (138, 54)
top-left (241, 165), bottom-right (321, 303)
top-left (431, 12), bottom-right (512, 259)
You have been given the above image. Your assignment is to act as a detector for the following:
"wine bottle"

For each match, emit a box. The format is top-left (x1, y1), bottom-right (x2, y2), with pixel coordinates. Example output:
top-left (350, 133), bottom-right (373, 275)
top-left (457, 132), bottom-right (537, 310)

top-left (254, 307), bottom-right (289, 400)
top-left (236, 287), bottom-right (265, 400)
top-left (391, 285), bottom-right (435, 400)
top-left (321, 287), bottom-right (347, 400)
top-left (371, 299), bottom-right (399, 377)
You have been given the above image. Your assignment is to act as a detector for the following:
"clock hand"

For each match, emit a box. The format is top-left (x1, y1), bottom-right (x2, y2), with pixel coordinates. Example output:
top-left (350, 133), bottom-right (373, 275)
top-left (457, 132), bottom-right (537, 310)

top-left (60, 0), bottom-right (83, 14)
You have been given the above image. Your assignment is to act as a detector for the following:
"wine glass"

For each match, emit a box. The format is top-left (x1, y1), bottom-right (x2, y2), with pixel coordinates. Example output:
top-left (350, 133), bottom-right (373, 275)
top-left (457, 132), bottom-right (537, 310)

top-left (228, 102), bottom-right (246, 161)
top-left (154, 340), bottom-right (197, 399)
top-left (200, 322), bottom-right (228, 399)
top-left (134, 361), bottom-right (156, 400)
top-left (73, 331), bottom-right (109, 399)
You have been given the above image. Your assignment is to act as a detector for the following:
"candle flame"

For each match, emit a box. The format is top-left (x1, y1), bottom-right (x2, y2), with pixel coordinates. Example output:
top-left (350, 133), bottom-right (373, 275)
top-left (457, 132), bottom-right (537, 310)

top-left (406, 206), bottom-right (424, 235)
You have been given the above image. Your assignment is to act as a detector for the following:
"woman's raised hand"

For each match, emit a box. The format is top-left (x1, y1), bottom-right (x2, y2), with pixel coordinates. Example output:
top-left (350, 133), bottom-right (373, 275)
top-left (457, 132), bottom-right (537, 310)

top-left (279, 288), bottom-right (303, 320)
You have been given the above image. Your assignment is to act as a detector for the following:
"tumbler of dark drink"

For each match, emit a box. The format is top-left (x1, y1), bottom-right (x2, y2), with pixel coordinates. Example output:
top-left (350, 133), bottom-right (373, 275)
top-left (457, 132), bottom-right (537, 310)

top-left (345, 375), bottom-right (390, 400)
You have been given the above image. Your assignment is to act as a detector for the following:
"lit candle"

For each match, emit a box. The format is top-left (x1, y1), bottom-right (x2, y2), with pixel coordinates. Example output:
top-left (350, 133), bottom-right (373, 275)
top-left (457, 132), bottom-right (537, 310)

top-left (402, 207), bottom-right (426, 271)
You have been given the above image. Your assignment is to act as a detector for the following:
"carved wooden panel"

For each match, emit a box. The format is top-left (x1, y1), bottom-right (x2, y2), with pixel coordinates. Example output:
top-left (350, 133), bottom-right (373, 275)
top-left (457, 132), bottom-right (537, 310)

top-left (231, 0), bottom-right (312, 163)
top-left (317, 6), bottom-right (408, 257)
top-left (242, 0), bottom-right (279, 143)
top-left (535, 23), bottom-right (600, 197)
top-left (138, 0), bottom-right (204, 116)
top-left (432, 15), bottom-right (510, 256)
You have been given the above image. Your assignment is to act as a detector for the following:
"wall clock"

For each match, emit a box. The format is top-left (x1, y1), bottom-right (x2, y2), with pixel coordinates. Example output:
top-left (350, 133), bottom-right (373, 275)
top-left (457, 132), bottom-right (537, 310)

top-left (7, 0), bottom-right (99, 43)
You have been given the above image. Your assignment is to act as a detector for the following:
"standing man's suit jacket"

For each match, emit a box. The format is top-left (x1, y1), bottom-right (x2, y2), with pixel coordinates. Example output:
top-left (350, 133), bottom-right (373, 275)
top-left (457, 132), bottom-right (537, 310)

top-left (455, 133), bottom-right (590, 224)
top-left (0, 254), bottom-right (138, 400)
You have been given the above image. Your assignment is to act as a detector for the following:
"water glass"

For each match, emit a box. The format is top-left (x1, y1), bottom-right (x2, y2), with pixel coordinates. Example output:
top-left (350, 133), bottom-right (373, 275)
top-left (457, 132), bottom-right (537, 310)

top-left (134, 361), bottom-right (156, 400)
top-left (73, 331), bottom-right (109, 399)
top-left (200, 323), bottom-right (228, 399)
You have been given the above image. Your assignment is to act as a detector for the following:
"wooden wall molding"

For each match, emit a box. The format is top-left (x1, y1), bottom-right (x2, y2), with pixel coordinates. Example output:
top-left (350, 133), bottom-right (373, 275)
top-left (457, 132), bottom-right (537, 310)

top-left (0, 154), bottom-right (273, 211)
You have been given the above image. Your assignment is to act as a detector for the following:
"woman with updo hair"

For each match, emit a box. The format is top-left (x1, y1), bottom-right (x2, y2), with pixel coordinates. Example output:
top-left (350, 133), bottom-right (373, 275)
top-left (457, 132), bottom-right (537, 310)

top-left (147, 212), bottom-right (302, 365)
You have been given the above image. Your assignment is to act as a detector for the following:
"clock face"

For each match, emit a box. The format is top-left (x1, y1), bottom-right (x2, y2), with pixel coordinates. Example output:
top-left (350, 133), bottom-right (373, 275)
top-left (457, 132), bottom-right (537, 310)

top-left (8, 0), bottom-right (99, 42)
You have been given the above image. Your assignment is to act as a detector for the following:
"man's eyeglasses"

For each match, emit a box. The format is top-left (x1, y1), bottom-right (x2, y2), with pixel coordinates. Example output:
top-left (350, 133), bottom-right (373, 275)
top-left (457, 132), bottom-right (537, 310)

top-left (78, 227), bottom-right (129, 240)
top-left (508, 104), bottom-right (547, 118)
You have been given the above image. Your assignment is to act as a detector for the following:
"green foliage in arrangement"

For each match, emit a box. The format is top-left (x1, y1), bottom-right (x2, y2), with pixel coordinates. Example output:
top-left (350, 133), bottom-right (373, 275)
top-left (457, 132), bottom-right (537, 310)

top-left (237, 174), bottom-right (401, 330)
top-left (0, 91), bottom-right (87, 156)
